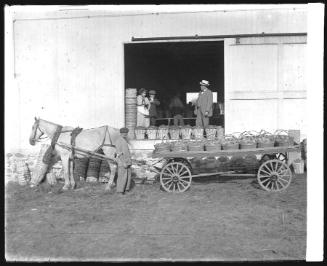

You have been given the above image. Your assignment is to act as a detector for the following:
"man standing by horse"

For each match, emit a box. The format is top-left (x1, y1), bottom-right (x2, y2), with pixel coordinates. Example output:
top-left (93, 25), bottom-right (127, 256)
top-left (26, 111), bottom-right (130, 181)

top-left (114, 127), bottom-right (132, 194)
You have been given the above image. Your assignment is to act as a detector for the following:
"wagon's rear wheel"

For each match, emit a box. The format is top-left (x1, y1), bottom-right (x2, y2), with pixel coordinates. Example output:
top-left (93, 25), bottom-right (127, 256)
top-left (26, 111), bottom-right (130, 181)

top-left (160, 162), bottom-right (192, 193)
top-left (257, 159), bottom-right (292, 192)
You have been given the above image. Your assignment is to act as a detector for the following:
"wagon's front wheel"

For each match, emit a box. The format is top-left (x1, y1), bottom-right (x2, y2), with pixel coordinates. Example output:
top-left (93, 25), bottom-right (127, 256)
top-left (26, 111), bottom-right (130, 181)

top-left (160, 162), bottom-right (192, 193)
top-left (257, 159), bottom-right (292, 192)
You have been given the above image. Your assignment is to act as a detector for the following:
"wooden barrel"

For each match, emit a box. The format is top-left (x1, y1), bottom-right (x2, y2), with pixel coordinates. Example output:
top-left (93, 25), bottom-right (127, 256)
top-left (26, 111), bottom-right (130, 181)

top-left (86, 157), bottom-right (102, 182)
top-left (73, 157), bottom-right (89, 181)
top-left (99, 159), bottom-right (110, 183)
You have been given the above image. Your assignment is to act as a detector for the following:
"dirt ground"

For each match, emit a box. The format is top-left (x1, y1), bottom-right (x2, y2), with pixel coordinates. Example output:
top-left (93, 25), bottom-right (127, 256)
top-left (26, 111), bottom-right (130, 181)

top-left (5, 173), bottom-right (306, 262)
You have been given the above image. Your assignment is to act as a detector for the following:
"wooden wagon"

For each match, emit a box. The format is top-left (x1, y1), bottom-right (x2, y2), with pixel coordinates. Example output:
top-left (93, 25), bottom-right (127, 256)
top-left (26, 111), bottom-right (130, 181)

top-left (151, 145), bottom-right (300, 193)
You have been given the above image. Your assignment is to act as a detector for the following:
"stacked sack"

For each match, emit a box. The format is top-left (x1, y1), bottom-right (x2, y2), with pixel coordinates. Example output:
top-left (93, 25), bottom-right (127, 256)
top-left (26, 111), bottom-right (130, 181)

top-left (30, 144), bottom-right (52, 186)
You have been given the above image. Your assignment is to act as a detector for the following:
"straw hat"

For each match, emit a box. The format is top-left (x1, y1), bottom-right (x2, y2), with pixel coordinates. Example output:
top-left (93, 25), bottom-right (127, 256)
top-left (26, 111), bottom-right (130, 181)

top-left (199, 80), bottom-right (210, 86)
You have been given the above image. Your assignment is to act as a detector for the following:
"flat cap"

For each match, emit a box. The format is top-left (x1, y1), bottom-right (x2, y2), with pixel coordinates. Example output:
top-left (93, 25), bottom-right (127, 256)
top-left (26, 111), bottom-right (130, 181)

top-left (149, 90), bottom-right (156, 95)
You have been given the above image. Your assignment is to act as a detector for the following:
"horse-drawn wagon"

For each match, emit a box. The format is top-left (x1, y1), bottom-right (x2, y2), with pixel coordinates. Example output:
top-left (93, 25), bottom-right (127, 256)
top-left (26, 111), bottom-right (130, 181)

top-left (151, 130), bottom-right (300, 193)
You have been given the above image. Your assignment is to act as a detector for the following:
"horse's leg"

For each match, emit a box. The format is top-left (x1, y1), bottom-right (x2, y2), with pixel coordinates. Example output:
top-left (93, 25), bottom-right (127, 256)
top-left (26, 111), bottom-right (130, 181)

top-left (69, 157), bottom-right (76, 189)
top-left (105, 162), bottom-right (117, 191)
top-left (61, 153), bottom-right (71, 190)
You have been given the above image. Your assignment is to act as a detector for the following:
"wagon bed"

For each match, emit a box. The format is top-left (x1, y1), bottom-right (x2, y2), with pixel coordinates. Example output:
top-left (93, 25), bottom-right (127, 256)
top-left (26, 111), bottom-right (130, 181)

top-left (152, 145), bottom-right (300, 158)
top-left (151, 144), bottom-right (301, 193)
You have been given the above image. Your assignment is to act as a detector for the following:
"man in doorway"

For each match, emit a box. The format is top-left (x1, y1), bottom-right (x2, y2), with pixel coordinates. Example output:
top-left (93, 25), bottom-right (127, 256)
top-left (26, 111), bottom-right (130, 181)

top-left (194, 80), bottom-right (213, 128)
top-left (115, 127), bottom-right (132, 195)
top-left (169, 92), bottom-right (185, 126)
top-left (148, 90), bottom-right (160, 126)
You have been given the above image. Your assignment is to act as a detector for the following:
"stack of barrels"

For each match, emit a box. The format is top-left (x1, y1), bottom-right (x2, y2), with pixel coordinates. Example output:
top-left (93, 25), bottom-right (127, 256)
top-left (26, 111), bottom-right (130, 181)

top-left (73, 157), bottom-right (89, 182)
top-left (86, 157), bottom-right (102, 183)
top-left (125, 88), bottom-right (137, 139)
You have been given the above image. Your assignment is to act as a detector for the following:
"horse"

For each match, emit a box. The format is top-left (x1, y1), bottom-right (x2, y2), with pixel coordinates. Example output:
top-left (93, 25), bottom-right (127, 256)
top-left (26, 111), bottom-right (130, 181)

top-left (29, 117), bottom-right (122, 190)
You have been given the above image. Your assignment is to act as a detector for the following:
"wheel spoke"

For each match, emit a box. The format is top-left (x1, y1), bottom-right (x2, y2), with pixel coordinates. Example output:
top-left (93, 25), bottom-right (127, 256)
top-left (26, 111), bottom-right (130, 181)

top-left (279, 176), bottom-right (290, 183)
top-left (177, 182), bottom-right (185, 192)
top-left (176, 164), bottom-right (181, 174)
top-left (179, 175), bottom-right (191, 180)
top-left (168, 182), bottom-right (174, 191)
top-left (259, 177), bottom-right (271, 183)
top-left (268, 161), bottom-right (274, 172)
top-left (179, 170), bottom-right (189, 176)
top-left (165, 167), bottom-right (174, 175)
top-left (163, 179), bottom-right (173, 186)
top-left (265, 180), bottom-right (272, 188)
top-left (258, 174), bottom-right (271, 179)
top-left (260, 168), bottom-right (271, 175)
top-left (172, 182), bottom-right (176, 192)
top-left (261, 178), bottom-right (271, 185)
top-left (169, 164), bottom-right (177, 175)
top-left (277, 167), bottom-right (288, 175)
top-left (276, 163), bottom-right (284, 174)
top-left (161, 176), bottom-right (172, 180)
top-left (275, 181), bottom-right (280, 190)
top-left (274, 162), bottom-right (279, 172)
top-left (178, 165), bottom-right (185, 174)
top-left (277, 180), bottom-right (286, 188)
top-left (179, 179), bottom-right (189, 186)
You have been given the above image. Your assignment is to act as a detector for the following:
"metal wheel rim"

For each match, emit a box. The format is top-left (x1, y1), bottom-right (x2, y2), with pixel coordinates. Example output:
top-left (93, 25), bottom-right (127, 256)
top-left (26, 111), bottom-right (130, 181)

top-left (257, 159), bottom-right (292, 192)
top-left (160, 162), bottom-right (192, 193)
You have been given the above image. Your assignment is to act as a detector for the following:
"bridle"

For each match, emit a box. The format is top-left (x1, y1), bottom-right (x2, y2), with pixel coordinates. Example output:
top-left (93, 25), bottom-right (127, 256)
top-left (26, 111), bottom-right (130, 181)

top-left (31, 119), bottom-right (48, 143)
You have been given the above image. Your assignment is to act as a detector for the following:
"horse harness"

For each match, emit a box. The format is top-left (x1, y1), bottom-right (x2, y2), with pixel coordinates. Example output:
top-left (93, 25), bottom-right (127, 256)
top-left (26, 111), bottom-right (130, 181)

top-left (38, 119), bottom-right (116, 163)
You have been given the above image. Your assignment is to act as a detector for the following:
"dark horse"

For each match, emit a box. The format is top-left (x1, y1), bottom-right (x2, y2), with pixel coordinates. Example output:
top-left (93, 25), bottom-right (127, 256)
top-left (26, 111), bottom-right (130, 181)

top-left (29, 117), bottom-right (123, 190)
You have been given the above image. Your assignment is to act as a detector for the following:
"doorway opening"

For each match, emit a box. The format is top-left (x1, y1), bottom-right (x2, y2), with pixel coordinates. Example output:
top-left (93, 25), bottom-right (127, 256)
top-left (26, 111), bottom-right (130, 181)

top-left (124, 41), bottom-right (224, 127)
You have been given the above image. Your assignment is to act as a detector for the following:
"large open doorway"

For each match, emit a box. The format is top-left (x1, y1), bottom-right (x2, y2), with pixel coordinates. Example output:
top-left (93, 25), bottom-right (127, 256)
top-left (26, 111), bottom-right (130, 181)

top-left (124, 41), bottom-right (224, 126)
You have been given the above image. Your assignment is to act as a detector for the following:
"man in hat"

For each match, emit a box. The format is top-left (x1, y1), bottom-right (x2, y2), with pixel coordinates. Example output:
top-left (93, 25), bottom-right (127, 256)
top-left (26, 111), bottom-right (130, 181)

top-left (148, 90), bottom-right (160, 126)
top-left (115, 127), bottom-right (132, 194)
top-left (194, 80), bottom-right (213, 128)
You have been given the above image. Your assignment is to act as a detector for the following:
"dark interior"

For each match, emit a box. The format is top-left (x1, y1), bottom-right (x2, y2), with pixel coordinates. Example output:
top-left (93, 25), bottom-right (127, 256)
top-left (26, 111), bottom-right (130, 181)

top-left (124, 41), bottom-right (224, 126)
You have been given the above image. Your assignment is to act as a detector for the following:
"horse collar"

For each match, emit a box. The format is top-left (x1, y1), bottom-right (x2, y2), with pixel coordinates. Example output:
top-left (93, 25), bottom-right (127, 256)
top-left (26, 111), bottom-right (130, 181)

top-left (51, 125), bottom-right (63, 148)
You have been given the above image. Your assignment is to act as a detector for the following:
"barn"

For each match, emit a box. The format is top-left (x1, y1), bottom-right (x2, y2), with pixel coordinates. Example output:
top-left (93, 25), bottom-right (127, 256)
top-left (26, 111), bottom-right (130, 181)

top-left (6, 5), bottom-right (307, 153)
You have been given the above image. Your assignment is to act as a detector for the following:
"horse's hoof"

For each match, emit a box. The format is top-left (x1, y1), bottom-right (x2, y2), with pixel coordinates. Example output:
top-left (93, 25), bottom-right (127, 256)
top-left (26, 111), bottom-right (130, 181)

top-left (62, 185), bottom-right (69, 191)
top-left (71, 184), bottom-right (76, 190)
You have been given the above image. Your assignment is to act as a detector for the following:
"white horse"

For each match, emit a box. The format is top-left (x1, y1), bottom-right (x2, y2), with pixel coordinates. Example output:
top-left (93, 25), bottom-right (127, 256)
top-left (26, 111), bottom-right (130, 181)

top-left (29, 117), bottom-right (122, 190)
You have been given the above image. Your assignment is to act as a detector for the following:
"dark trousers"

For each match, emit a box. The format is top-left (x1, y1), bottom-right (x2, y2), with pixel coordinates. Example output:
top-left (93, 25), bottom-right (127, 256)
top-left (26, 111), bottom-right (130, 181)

top-left (116, 166), bottom-right (132, 193)
top-left (196, 112), bottom-right (209, 128)
top-left (150, 116), bottom-right (157, 126)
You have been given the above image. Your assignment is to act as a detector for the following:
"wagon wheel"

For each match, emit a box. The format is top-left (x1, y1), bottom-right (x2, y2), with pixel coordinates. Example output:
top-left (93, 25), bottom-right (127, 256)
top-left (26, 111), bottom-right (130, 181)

top-left (257, 159), bottom-right (292, 192)
top-left (160, 162), bottom-right (192, 193)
